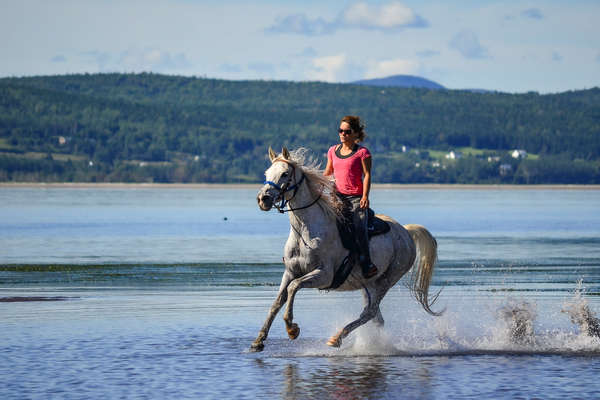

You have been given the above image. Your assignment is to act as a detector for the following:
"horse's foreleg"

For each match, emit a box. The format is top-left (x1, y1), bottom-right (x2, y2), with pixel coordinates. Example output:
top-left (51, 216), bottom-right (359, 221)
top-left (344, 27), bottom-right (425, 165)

top-left (327, 286), bottom-right (383, 347)
top-left (283, 268), bottom-right (331, 340)
top-left (250, 272), bottom-right (293, 352)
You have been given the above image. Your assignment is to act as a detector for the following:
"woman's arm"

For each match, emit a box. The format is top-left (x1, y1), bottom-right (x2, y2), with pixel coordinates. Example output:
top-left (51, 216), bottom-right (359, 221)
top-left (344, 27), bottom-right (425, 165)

top-left (324, 157), bottom-right (334, 176)
top-left (360, 157), bottom-right (372, 208)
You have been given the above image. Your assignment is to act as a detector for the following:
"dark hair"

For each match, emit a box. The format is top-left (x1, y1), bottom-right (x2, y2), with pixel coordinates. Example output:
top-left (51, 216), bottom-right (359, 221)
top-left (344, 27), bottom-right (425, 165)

top-left (340, 115), bottom-right (367, 142)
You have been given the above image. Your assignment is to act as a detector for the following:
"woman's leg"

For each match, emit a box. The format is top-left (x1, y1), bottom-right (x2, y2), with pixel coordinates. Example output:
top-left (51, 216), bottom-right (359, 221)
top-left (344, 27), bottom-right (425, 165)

top-left (349, 197), bottom-right (377, 278)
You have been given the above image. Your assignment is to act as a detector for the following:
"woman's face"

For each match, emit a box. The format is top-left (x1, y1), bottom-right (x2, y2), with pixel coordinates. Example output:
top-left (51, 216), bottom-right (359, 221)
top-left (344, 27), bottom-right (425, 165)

top-left (339, 122), bottom-right (358, 144)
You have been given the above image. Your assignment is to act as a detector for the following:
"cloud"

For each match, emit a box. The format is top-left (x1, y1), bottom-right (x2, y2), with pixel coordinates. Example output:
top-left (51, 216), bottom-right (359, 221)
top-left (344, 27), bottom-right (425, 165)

top-left (552, 52), bottom-right (563, 62)
top-left (365, 58), bottom-right (419, 79)
top-left (78, 48), bottom-right (192, 73)
top-left (81, 51), bottom-right (112, 71)
top-left (416, 49), bottom-right (440, 58)
top-left (307, 54), bottom-right (418, 82)
top-left (248, 62), bottom-right (276, 74)
top-left (522, 8), bottom-right (543, 19)
top-left (266, 2), bottom-right (427, 36)
top-left (449, 30), bottom-right (489, 59)
top-left (265, 13), bottom-right (334, 36)
top-left (340, 2), bottom-right (428, 30)
top-left (597, 53), bottom-right (600, 63)
top-left (219, 63), bottom-right (242, 73)
top-left (118, 48), bottom-right (192, 72)
top-left (297, 47), bottom-right (318, 58)
top-left (310, 54), bottom-right (347, 82)
top-left (51, 55), bottom-right (67, 63)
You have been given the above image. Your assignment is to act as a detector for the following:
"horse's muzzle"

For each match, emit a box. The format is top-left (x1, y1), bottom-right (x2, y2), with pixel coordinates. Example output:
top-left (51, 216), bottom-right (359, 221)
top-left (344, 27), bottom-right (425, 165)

top-left (257, 193), bottom-right (273, 211)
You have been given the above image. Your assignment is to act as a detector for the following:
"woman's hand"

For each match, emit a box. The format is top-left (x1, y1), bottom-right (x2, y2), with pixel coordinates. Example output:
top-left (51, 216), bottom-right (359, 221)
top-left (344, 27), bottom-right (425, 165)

top-left (360, 196), bottom-right (369, 209)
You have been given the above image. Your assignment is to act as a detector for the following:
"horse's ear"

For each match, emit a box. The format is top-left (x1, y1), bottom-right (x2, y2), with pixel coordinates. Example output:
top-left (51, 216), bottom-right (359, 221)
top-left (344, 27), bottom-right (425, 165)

top-left (282, 147), bottom-right (290, 160)
top-left (268, 146), bottom-right (277, 162)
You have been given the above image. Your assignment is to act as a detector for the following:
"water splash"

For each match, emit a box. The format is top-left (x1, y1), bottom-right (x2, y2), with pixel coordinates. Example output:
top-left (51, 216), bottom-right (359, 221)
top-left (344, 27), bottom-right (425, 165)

top-left (496, 298), bottom-right (537, 346)
top-left (562, 279), bottom-right (600, 339)
top-left (265, 286), bottom-right (600, 358)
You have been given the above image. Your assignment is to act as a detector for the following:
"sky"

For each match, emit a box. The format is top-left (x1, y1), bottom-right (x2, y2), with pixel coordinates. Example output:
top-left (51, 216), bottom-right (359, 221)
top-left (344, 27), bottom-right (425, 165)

top-left (1, 0), bottom-right (599, 93)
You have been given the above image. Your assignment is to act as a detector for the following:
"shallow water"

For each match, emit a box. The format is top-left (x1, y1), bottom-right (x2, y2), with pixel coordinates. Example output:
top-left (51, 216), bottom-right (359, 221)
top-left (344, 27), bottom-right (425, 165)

top-left (1, 187), bottom-right (600, 399)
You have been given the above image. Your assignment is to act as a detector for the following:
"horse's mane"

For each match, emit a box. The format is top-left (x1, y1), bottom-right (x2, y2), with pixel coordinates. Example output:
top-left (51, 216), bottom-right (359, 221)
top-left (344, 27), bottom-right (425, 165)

top-left (278, 148), bottom-right (344, 220)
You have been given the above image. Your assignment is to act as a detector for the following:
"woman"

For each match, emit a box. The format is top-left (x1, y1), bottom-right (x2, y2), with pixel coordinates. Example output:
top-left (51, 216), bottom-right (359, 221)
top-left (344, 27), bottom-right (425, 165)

top-left (324, 115), bottom-right (378, 279)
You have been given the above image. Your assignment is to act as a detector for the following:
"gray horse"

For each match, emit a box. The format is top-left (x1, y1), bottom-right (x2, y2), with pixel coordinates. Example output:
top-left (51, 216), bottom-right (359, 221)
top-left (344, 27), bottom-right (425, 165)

top-left (251, 147), bottom-right (441, 352)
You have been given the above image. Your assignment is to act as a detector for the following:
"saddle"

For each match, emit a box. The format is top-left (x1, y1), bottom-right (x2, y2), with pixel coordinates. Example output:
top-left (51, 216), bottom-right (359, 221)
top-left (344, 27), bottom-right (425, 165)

top-left (326, 208), bottom-right (390, 290)
top-left (336, 208), bottom-right (390, 251)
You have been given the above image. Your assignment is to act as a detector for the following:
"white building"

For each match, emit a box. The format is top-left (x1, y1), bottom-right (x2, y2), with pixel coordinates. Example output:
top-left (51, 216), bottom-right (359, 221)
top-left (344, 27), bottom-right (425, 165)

top-left (511, 149), bottom-right (527, 159)
top-left (446, 150), bottom-right (462, 159)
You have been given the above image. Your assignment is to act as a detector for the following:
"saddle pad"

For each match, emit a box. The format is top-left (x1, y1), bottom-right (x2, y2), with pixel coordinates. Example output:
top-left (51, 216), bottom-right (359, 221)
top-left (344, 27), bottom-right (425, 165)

top-left (368, 213), bottom-right (391, 237)
top-left (336, 209), bottom-right (391, 252)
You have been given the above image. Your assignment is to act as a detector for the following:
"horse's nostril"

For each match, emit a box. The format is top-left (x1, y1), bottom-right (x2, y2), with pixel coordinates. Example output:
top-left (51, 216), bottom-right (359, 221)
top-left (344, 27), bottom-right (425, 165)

top-left (258, 194), bottom-right (272, 205)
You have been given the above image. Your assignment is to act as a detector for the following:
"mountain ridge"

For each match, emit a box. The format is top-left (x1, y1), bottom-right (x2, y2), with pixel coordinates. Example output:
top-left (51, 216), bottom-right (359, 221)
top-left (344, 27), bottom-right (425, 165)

top-left (351, 74), bottom-right (445, 90)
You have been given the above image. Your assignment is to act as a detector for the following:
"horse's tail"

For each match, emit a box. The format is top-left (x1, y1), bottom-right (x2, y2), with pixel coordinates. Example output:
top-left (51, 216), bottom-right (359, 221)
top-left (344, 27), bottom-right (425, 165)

top-left (404, 224), bottom-right (444, 316)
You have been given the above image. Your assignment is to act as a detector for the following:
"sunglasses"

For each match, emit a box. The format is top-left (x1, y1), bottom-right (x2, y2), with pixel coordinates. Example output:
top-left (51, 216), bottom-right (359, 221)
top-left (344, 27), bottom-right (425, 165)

top-left (338, 129), bottom-right (353, 135)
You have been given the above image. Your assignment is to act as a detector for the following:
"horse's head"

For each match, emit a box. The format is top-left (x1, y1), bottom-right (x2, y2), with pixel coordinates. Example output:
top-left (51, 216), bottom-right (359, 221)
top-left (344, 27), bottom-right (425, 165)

top-left (257, 147), bottom-right (302, 211)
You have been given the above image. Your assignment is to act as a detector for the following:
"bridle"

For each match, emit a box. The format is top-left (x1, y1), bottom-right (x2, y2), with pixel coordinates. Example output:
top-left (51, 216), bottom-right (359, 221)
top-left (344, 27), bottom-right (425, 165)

top-left (264, 159), bottom-right (322, 213)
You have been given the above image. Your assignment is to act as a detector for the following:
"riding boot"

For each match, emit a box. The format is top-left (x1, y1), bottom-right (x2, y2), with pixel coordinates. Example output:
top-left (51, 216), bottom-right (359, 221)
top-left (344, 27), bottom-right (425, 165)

top-left (353, 206), bottom-right (378, 279)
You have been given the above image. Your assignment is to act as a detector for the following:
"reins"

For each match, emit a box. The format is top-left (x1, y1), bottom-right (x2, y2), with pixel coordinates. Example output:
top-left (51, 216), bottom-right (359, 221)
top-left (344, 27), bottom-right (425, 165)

top-left (264, 159), bottom-right (323, 213)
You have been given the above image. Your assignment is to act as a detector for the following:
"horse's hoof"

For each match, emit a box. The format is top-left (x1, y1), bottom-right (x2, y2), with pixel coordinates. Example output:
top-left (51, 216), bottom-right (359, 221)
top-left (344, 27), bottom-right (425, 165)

top-left (327, 336), bottom-right (342, 348)
top-left (250, 341), bottom-right (264, 352)
top-left (287, 323), bottom-right (300, 340)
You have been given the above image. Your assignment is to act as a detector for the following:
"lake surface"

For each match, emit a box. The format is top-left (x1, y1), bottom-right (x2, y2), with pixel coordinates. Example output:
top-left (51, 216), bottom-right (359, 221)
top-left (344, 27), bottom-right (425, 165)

top-left (2, 186), bottom-right (600, 399)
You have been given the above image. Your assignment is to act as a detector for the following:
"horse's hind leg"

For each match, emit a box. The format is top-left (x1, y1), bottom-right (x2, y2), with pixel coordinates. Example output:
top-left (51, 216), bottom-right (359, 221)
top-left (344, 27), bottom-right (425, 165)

top-left (362, 287), bottom-right (385, 327)
top-left (327, 285), bottom-right (385, 347)
top-left (374, 308), bottom-right (385, 327)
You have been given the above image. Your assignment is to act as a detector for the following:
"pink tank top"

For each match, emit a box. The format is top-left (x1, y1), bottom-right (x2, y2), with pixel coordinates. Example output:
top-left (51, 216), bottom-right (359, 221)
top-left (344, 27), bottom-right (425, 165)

top-left (327, 144), bottom-right (371, 195)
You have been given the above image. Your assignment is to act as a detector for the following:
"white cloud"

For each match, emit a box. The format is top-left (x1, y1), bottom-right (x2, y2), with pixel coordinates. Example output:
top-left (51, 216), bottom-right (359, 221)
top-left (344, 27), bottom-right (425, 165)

top-left (118, 48), bottom-right (191, 72)
top-left (265, 13), bottom-right (334, 36)
top-left (449, 30), bottom-right (489, 59)
top-left (341, 1), bottom-right (426, 30)
top-left (265, 1), bottom-right (427, 36)
top-left (310, 54), bottom-right (347, 82)
top-left (365, 58), bottom-right (419, 79)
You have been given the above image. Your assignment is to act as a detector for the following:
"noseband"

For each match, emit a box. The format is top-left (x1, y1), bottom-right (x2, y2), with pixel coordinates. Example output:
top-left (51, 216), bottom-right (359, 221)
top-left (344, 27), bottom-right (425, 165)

top-left (264, 159), bottom-right (321, 213)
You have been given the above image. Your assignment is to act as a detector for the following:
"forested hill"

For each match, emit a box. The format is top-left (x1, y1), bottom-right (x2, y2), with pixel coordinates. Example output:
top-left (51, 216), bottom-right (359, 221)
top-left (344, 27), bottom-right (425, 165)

top-left (1, 73), bottom-right (599, 183)
top-left (352, 74), bottom-right (445, 89)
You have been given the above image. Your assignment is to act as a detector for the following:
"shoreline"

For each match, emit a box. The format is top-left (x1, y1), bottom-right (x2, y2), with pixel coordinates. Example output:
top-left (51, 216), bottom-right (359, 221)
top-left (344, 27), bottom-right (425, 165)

top-left (1, 182), bottom-right (599, 190)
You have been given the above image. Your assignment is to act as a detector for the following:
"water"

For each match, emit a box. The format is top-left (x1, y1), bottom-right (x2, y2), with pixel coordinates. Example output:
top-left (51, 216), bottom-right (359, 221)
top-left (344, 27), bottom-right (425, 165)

top-left (1, 186), bottom-right (600, 399)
